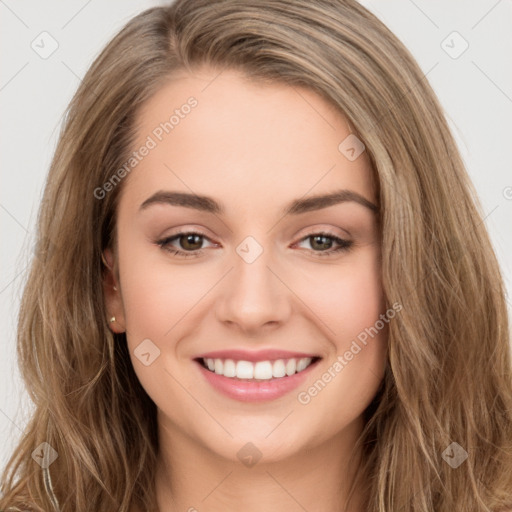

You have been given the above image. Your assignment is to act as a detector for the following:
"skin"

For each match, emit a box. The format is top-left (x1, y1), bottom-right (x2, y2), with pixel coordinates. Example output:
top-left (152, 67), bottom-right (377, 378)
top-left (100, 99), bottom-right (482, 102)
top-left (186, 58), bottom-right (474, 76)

top-left (103, 67), bottom-right (388, 512)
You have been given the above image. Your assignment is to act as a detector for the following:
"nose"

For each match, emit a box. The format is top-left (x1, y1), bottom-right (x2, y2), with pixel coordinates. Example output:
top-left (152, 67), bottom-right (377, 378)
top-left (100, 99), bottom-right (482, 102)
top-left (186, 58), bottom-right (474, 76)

top-left (215, 246), bottom-right (292, 336)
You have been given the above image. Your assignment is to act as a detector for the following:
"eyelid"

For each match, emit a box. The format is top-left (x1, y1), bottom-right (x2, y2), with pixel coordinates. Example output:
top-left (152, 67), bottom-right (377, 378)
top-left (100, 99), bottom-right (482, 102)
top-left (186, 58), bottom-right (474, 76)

top-left (294, 225), bottom-right (351, 240)
top-left (158, 225), bottom-right (350, 246)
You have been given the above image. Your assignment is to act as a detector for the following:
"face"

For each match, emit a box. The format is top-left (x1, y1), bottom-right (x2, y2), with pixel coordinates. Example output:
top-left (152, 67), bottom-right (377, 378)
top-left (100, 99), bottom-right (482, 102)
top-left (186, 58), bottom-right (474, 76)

top-left (103, 67), bottom-right (387, 464)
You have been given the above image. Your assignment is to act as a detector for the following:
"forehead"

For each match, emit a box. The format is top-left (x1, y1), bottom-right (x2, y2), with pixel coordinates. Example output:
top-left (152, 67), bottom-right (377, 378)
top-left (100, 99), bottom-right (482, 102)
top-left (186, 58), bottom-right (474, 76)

top-left (119, 67), bottom-right (376, 216)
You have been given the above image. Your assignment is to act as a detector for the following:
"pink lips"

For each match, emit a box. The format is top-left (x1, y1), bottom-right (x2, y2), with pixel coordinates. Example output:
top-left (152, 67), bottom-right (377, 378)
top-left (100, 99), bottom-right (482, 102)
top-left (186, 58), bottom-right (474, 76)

top-left (193, 349), bottom-right (321, 402)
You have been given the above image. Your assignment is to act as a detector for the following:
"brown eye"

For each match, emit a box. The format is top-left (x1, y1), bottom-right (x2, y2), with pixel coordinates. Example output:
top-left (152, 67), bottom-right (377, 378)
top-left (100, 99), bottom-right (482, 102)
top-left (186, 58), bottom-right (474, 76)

top-left (295, 232), bottom-right (353, 257)
top-left (156, 230), bottom-right (215, 258)
top-left (178, 233), bottom-right (204, 251)
top-left (309, 235), bottom-right (335, 251)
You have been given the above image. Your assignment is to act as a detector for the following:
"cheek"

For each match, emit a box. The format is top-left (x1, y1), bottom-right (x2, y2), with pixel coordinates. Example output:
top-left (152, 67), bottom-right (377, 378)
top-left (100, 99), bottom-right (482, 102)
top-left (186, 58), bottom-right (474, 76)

top-left (337, 264), bottom-right (384, 343)
top-left (117, 232), bottom-right (211, 339)
top-left (293, 251), bottom-right (387, 420)
top-left (296, 246), bottom-right (384, 344)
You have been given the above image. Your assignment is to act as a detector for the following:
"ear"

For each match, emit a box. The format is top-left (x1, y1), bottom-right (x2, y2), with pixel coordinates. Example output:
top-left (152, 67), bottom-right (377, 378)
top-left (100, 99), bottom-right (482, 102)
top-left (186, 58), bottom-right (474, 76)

top-left (102, 247), bottom-right (126, 333)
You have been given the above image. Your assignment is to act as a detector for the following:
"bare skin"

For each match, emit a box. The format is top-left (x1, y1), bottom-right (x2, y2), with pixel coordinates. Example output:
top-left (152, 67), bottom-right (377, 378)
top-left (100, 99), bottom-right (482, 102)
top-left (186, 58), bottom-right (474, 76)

top-left (104, 67), bottom-right (387, 512)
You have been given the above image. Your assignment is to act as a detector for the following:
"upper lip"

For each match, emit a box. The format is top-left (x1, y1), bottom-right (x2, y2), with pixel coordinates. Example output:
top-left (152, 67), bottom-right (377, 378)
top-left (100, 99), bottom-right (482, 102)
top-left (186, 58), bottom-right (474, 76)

top-left (194, 349), bottom-right (321, 363)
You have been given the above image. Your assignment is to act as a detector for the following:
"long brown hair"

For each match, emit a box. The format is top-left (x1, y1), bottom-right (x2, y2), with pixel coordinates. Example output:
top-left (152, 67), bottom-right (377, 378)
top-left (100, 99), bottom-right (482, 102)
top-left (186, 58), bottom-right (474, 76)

top-left (1, 1), bottom-right (511, 510)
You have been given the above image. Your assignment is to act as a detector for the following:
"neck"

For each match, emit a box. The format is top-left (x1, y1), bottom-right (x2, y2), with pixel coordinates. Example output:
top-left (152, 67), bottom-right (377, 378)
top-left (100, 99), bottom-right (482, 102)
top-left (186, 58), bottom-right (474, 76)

top-left (154, 412), bottom-right (367, 512)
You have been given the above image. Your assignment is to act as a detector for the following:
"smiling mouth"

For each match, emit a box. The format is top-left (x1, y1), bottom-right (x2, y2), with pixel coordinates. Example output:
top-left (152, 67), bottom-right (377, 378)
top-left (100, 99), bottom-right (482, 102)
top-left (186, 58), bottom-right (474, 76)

top-left (195, 356), bottom-right (322, 381)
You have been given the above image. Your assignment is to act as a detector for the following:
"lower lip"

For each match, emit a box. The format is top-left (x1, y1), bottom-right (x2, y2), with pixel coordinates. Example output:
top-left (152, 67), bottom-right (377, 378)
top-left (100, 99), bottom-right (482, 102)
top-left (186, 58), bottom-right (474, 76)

top-left (194, 359), bottom-right (320, 402)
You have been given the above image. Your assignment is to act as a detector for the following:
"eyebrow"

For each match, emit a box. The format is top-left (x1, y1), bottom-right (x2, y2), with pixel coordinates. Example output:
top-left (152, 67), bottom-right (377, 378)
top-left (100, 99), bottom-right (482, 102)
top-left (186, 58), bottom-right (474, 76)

top-left (139, 189), bottom-right (379, 216)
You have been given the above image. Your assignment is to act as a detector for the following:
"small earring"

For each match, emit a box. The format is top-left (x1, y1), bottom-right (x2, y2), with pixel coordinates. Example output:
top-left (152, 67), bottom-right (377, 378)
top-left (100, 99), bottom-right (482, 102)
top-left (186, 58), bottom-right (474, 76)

top-left (109, 316), bottom-right (116, 323)
top-left (113, 285), bottom-right (118, 291)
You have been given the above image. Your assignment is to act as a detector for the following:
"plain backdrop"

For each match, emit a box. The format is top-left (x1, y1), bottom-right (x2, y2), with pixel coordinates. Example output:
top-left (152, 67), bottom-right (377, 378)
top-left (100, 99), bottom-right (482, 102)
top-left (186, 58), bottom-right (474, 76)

top-left (1, 0), bottom-right (511, 474)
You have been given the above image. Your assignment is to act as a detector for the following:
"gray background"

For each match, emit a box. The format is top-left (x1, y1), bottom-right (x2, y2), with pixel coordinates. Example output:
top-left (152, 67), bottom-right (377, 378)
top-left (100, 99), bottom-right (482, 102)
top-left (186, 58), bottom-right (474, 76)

top-left (1, 0), bottom-right (511, 472)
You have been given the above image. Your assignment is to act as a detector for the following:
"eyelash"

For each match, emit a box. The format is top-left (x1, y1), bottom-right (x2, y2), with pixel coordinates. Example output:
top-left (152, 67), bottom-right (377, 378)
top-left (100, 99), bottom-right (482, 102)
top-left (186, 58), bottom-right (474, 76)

top-left (155, 230), bottom-right (353, 259)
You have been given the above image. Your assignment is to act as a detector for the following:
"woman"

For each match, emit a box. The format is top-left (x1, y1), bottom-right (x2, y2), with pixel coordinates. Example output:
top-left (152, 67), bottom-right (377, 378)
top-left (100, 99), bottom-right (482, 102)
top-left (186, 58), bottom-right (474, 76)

top-left (1, 0), bottom-right (511, 510)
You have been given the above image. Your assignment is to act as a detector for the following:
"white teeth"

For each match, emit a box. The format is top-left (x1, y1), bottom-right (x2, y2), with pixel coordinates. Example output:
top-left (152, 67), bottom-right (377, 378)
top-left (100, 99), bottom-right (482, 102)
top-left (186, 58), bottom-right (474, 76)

top-left (202, 356), bottom-right (315, 380)
top-left (236, 360), bottom-right (254, 379)
top-left (272, 359), bottom-right (286, 378)
top-left (223, 359), bottom-right (236, 377)
top-left (254, 361), bottom-right (273, 380)
top-left (285, 358), bottom-right (297, 376)
top-left (297, 358), bottom-right (310, 372)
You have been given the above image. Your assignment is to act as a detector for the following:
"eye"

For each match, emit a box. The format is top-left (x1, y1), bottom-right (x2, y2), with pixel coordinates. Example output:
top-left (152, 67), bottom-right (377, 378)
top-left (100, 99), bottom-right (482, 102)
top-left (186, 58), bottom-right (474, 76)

top-left (156, 230), bottom-right (216, 258)
top-left (155, 230), bottom-right (353, 259)
top-left (294, 232), bottom-right (353, 257)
